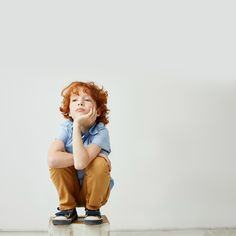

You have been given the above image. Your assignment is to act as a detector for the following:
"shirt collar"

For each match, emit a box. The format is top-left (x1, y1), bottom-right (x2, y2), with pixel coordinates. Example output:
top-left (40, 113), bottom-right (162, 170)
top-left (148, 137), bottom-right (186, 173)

top-left (88, 122), bottom-right (104, 135)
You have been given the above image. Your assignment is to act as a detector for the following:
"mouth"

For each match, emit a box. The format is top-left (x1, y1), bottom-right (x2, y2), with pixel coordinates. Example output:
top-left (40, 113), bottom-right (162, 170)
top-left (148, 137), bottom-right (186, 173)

top-left (75, 108), bottom-right (85, 112)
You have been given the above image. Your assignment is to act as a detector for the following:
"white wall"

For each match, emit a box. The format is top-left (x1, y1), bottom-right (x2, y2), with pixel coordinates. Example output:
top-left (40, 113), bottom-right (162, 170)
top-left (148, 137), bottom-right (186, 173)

top-left (0, 0), bottom-right (236, 231)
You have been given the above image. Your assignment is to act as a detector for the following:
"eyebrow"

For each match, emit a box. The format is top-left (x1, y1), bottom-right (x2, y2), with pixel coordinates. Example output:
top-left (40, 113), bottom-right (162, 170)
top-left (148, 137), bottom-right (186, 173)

top-left (71, 94), bottom-right (92, 99)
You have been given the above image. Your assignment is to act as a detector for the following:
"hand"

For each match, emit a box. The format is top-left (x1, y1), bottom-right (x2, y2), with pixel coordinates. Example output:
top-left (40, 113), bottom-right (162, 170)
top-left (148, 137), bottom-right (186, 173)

top-left (73, 107), bottom-right (97, 128)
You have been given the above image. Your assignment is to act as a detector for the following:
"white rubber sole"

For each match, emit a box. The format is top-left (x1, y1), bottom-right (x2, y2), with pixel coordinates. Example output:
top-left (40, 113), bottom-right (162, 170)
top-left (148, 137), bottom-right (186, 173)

top-left (84, 216), bottom-right (103, 225)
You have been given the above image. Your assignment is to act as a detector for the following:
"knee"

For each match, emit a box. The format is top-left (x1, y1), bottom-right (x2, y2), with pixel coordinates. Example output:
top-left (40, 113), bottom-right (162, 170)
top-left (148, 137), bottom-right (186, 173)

top-left (49, 166), bottom-right (75, 178)
top-left (87, 157), bottom-right (109, 176)
top-left (49, 167), bottom-right (63, 179)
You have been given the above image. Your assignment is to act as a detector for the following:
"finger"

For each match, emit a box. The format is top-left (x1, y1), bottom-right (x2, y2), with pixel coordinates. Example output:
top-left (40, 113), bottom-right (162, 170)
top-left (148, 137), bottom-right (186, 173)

top-left (86, 107), bottom-right (93, 117)
top-left (90, 107), bottom-right (96, 118)
top-left (93, 107), bottom-right (97, 117)
top-left (109, 162), bottom-right (111, 172)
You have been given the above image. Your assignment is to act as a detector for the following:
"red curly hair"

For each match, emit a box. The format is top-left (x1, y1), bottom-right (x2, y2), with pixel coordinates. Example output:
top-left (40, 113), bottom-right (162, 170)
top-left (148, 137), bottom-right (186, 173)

top-left (59, 81), bottom-right (110, 125)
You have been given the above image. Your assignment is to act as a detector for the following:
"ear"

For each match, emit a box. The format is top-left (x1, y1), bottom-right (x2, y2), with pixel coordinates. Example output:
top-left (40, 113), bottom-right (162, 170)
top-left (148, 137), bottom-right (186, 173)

top-left (96, 108), bottom-right (101, 117)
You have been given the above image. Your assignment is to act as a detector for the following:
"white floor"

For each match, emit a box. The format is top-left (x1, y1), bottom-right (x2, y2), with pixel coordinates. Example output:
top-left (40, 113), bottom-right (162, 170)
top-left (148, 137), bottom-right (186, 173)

top-left (1, 229), bottom-right (236, 236)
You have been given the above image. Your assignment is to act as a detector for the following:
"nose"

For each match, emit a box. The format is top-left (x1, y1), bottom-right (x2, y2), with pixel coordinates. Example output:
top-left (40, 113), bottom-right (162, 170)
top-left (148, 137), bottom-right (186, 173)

top-left (77, 101), bottom-right (84, 106)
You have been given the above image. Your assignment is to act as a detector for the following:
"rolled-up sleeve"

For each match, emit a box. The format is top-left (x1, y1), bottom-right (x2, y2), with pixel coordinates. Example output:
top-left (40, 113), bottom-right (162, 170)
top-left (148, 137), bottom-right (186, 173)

top-left (55, 122), bottom-right (68, 144)
top-left (91, 128), bottom-right (111, 156)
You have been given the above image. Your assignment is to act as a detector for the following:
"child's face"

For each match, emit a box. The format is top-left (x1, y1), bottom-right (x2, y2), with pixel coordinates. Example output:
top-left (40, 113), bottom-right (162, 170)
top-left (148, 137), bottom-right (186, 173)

top-left (69, 91), bottom-right (97, 120)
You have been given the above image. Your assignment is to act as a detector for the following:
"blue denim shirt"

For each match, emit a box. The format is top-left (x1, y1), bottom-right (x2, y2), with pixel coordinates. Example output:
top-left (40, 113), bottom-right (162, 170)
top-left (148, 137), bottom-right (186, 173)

top-left (56, 120), bottom-right (114, 189)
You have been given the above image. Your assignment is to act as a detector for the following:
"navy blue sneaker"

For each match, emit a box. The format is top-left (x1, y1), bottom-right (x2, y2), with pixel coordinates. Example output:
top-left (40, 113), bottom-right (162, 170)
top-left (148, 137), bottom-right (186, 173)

top-left (84, 209), bottom-right (103, 225)
top-left (52, 207), bottom-right (78, 225)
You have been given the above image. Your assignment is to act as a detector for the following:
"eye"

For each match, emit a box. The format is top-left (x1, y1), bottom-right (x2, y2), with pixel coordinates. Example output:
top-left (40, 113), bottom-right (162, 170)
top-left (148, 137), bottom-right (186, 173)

top-left (85, 98), bottom-right (91, 102)
top-left (72, 99), bottom-right (77, 102)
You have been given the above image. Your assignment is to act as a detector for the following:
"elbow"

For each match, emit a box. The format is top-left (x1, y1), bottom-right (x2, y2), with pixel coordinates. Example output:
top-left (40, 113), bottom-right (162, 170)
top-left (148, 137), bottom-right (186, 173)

top-left (48, 155), bottom-right (56, 168)
top-left (74, 162), bottom-right (86, 170)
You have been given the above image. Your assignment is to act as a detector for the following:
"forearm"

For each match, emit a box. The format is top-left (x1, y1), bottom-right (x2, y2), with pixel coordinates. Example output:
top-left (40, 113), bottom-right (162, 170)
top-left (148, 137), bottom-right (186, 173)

top-left (48, 151), bottom-right (74, 168)
top-left (72, 124), bottom-right (89, 169)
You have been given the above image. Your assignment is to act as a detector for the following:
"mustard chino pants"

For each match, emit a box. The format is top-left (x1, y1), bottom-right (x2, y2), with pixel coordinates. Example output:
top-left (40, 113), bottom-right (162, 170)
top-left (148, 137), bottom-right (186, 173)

top-left (50, 156), bottom-right (111, 211)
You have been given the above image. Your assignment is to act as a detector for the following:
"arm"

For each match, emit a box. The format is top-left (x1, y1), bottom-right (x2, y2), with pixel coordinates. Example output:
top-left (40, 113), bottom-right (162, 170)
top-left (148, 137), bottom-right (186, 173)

top-left (47, 140), bottom-right (74, 168)
top-left (73, 122), bottom-right (101, 170)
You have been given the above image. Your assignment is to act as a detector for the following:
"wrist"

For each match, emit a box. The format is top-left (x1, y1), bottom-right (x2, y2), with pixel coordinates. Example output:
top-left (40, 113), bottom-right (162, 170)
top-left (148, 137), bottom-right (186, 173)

top-left (73, 122), bottom-right (81, 129)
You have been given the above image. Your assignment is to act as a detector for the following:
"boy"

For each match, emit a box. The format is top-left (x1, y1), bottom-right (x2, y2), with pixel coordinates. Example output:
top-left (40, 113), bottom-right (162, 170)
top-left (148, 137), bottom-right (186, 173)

top-left (48, 81), bottom-right (113, 225)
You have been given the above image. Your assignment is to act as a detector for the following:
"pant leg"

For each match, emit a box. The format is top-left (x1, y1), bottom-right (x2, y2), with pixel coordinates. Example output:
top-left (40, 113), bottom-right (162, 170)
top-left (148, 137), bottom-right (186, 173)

top-left (80, 156), bottom-right (111, 210)
top-left (49, 166), bottom-right (80, 210)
